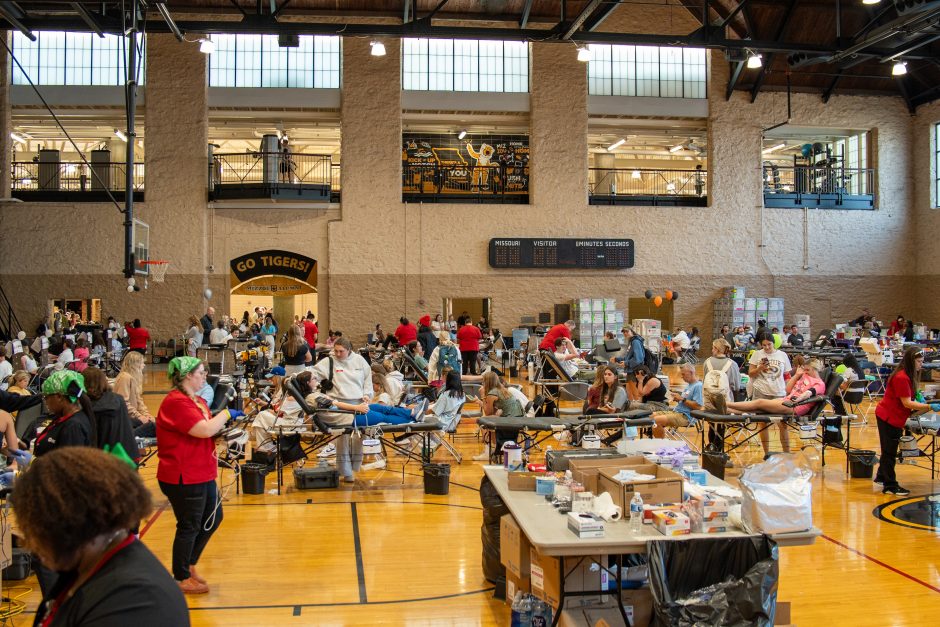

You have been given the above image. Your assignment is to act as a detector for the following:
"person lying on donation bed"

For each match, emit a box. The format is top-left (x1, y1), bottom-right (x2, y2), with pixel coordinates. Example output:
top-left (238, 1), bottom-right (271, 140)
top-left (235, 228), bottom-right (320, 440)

top-left (734, 326), bottom-right (754, 350)
top-left (584, 365), bottom-right (627, 415)
top-left (249, 366), bottom-right (305, 448)
top-left (407, 340), bottom-right (430, 374)
top-left (280, 324), bottom-right (312, 376)
top-left (553, 337), bottom-right (582, 379)
top-left (305, 368), bottom-right (429, 428)
top-left (727, 358), bottom-right (826, 429)
top-left (113, 351), bottom-right (156, 438)
top-left (874, 347), bottom-right (938, 497)
top-left (651, 364), bottom-right (703, 438)
top-left (423, 370), bottom-right (466, 452)
top-left (473, 371), bottom-right (526, 461)
top-left (55, 339), bottom-right (75, 371)
top-left (5, 370), bottom-right (31, 398)
top-left (83, 367), bottom-right (140, 464)
top-left (13, 447), bottom-right (190, 627)
top-left (627, 365), bottom-right (669, 412)
top-left (428, 331), bottom-right (462, 383)
top-left (70, 337), bottom-right (90, 373)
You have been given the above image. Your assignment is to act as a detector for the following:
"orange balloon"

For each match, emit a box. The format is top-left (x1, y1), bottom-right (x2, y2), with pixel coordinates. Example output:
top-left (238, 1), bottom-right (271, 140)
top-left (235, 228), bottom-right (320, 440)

top-left (665, 290), bottom-right (673, 301)
top-left (653, 296), bottom-right (663, 307)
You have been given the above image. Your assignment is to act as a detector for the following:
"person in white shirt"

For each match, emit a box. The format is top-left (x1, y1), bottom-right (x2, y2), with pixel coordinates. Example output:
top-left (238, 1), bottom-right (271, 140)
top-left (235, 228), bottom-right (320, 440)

top-left (208, 320), bottom-right (231, 345)
top-left (0, 351), bottom-right (12, 390)
top-left (55, 339), bottom-right (75, 371)
top-left (746, 337), bottom-right (792, 456)
top-left (553, 337), bottom-right (580, 379)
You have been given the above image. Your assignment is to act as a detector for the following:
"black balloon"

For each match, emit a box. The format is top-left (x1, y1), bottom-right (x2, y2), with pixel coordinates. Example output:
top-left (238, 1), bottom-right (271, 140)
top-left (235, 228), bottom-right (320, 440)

top-left (671, 291), bottom-right (679, 301)
top-left (644, 290), bottom-right (653, 300)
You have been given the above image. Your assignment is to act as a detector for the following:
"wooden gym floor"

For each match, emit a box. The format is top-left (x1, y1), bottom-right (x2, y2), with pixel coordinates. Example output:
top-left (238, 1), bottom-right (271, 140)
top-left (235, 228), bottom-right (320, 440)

top-left (4, 364), bottom-right (940, 625)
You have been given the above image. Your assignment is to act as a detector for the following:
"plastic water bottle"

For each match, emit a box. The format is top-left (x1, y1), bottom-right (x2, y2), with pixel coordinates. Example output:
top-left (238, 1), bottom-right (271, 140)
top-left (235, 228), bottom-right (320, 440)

top-left (510, 592), bottom-right (532, 627)
top-left (530, 597), bottom-right (552, 627)
top-left (630, 493), bottom-right (644, 533)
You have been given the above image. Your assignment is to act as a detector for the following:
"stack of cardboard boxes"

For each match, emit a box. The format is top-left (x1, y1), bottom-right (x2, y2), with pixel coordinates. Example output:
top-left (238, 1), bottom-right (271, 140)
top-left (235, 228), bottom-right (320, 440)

top-left (572, 299), bottom-right (625, 350)
top-left (713, 287), bottom-right (786, 337)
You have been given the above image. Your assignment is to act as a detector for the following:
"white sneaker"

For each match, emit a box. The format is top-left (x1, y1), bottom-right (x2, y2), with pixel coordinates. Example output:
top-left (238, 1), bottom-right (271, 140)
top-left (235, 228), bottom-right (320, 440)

top-left (317, 443), bottom-right (336, 458)
top-left (361, 458), bottom-right (387, 471)
top-left (472, 446), bottom-right (491, 461)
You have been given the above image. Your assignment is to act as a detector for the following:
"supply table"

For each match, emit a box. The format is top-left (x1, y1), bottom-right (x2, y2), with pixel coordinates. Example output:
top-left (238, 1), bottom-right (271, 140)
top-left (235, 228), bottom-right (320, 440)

top-left (483, 465), bottom-right (820, 625)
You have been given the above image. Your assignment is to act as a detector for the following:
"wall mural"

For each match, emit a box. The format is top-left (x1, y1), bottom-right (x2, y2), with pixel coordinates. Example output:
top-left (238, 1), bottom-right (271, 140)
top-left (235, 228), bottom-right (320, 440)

top-left (402, 133), bottom-right (529, 195)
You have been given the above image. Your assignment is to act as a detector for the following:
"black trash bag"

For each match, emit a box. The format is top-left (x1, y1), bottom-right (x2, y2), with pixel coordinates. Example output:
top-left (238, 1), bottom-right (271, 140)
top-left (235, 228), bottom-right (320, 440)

top-left (648, 535), bottom-right (779, 627)
top-left (480, 475), bottom-right (509, 590)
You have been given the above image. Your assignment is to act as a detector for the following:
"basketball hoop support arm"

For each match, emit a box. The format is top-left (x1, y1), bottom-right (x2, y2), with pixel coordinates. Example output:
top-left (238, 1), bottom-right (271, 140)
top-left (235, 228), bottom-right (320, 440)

top-left (123, 3), bottom-right (139, 279)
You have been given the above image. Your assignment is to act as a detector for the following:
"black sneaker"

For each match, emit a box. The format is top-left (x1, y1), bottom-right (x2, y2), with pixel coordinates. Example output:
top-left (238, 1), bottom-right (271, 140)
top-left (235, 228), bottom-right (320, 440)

top-left (873, 478), bottom-right (884, 486)
top-left (883, 486), bottom-right (911, 496)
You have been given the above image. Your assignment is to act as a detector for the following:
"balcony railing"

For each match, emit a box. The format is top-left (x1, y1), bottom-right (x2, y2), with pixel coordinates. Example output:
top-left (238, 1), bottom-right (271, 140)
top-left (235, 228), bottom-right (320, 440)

top-left (210, 151), bottom-right (333, 201)
top-left (763, 165), bottom-right (874, 210)
top-left (11, 161), bottom-right (144, 201)
top-left (588, 167), bottom-right (707, 206)
top-left (402, 163), bottom-right (529, 204)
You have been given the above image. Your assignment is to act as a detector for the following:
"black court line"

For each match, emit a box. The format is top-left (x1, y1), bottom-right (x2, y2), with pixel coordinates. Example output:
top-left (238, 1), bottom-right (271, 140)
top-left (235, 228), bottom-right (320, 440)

top-left (186, 587), bottom-right (496, 612)
top-left (219, 500), bottom-right (483, 511)
top-left (350, 502), bottom-right (368, 603)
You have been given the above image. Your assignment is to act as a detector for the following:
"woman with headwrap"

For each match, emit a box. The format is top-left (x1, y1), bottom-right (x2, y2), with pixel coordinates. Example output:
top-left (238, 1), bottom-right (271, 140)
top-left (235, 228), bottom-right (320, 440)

top-left (156, 356), bottom-right (236, 595)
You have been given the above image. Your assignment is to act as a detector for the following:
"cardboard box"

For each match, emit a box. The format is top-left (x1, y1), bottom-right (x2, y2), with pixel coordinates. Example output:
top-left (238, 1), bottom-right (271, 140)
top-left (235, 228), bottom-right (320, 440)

top-left (500, 515), bottom-right (531, 578)
top-left (508, 471), bottom-right (544, 491)
top-left (569, 456), bottom-right (646, 495)
top-left (557, 590), bottom-right (652, 627)
top-left (530, 547), bottom-right (603, 610)
top-left (505, 571), bottom-right (530, 608)
top-left (692, 494), bottom-right (730, 521)
top-left (653, 510), bottom-right (691, 536)
top-left (597, 464), bottom-right (684, 512)
top-left (775, 601), bottom-right (791, 625)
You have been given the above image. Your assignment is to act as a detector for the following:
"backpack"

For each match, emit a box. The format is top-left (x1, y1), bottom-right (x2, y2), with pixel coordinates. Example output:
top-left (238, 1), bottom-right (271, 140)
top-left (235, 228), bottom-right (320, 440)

top-left (639, 338), bottom-right (659, 373)
top-left (703, 359), bottom-right (733, 401)
top-left (436, 344), bottom-right (460, 377)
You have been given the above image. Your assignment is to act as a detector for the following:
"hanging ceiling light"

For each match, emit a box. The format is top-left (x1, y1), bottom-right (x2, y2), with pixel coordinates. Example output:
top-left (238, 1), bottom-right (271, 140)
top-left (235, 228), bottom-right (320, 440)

top-left (370, 41), bottom-right (386, 57)
top-left (458, 130), bottom-right (467, 140)
top-left (577, 46), bottom-right (592, 62)
top-left (114, 129), bottom-right (128, 142)
top-left (631, 170), bottom-right (642, 180)
top-left (666, 182), bottom-right (676, 192)
top-left (199, 38), bottom-right (215, 54)
top-left (747, 52), bottom-right (763, 69)
top-left (10, 132), bottom-right (27, 145)
top-left (862, 1), bottom-right (882, 5)
top-left (762, 143), bottom-right (787, 153)
top-left (607, 138), bottom-right (626, 151)
top-left (668, 144), bottom-right (684, 153)
top-left (892, 61), bottom-right (907, 76)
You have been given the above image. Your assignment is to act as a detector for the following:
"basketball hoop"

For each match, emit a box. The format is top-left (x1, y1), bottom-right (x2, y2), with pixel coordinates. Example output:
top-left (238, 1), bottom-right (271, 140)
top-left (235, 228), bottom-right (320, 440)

top-left (139, 260), bottom-right (170, 282)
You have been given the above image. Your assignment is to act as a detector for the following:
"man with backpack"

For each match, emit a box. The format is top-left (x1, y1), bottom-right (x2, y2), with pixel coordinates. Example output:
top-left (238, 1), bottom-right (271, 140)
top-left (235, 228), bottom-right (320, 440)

top-left (701, 338), bottom-right (741, 450)
top-left (613, 325), bottom-right (649, 400)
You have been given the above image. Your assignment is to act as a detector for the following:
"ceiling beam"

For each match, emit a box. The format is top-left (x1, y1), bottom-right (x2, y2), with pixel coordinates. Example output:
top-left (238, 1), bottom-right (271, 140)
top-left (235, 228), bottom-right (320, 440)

top-left (519, 0), bottom-right (534, 28)
top-left (583, 1), bottom-right (620, 31)
top-left (154, 2), bottom-right (183, 41)
top-left (0, 2), bottom-right (35, 41)
top-left (881, 33), bottom-right (940, 63)
top-left (563, 0), bottom-right (605, 39)
top-left (726, 60), bottom-right (746, 100)
top-left (271, 0), bottom-right (292, 19)
top-left (403, 0), bottom-right (411, 24)
top-left (750, 0), bottom-right (798, 103)
top-left (228, 0), bottom-right (249, 18)
top-left (821, 69), bottom-right (842, 103)
top-left (718, 0), bottom-right (751, 28)
top-left (424, 0), bottom-right (451, 21)
top-left (70, 2), bottom-right (105, 38)
top-left (895, 74), bottom-right (916, 114)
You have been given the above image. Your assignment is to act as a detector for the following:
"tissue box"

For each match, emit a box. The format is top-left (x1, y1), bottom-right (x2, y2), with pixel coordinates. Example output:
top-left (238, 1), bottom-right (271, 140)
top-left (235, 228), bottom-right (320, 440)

top-left (685, 468), bottom-right (708, 485)
top-left (567, 512), bottom-right (605, 538)
top-left (535, 475), bottom-right (557, 496)
top-left (653, 510), bottom-right (691, 536)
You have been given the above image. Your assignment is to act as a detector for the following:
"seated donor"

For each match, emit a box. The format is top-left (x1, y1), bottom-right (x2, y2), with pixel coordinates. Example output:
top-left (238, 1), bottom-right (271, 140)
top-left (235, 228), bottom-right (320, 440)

top-left (629, 365), bottom-right (669, 412)
top-left (585, 365), bottom-right (627, 415)
top-left (473, 371), bottom-right (525, 461)
top-left (726, 359), bottom-right (827, 453)
top-left (652, 364), bottom-right (703, 438)
top-left (553, 337), bottom-right (580, 379)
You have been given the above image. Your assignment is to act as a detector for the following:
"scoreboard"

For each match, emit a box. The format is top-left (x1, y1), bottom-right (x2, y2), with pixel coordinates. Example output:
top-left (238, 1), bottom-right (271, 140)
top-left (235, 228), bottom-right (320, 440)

top-left (488, 238), bottom-right (635, 269)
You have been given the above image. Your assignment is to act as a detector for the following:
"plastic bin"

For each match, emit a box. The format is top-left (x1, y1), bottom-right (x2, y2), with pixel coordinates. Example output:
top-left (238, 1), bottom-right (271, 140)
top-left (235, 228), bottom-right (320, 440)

top-left (848, 449), bottom-right (878, 479)
top-left (240, 463), bottom-right (268, 495)
top-left (423, 463), bottom-right (451, 495)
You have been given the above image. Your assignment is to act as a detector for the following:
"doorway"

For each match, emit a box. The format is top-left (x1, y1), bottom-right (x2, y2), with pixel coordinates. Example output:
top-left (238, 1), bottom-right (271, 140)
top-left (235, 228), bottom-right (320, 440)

top-left (229, 292), bottom-right (318, 328)
top-left (49, 298), bottom-right (102, 326)
top-left (444, 297), bottom-right (492, 328)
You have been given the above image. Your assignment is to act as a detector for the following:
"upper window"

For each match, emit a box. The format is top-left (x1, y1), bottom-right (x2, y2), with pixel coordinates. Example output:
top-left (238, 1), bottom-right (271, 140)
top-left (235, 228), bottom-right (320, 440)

top-left (208, 35), bottom-right (340, 88)
top-left (10, 31), bottom-right (145, 86)
top-left (935, 123), bottom-right (940, 208)
top-left (588, 45), bottom-right (706, 99)
top-left (402, 39), bottom-right (528, 93)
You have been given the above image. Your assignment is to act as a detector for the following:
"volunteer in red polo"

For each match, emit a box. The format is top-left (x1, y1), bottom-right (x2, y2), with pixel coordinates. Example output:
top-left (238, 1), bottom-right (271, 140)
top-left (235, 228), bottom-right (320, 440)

top-left (302, 312), bottom-right (319, 346)
top-left (539, 320), bottom-right (577, 354)
top-left (874, 346), bottom-right (937, 497)
top-left (157, 356), bottom-right (234, 595)
top-left (456, 317), bottom-right (483, 375)
top-left (393, 317), bottom-right (418, 346)
top-left (124, 318), bottom-right (150, 354)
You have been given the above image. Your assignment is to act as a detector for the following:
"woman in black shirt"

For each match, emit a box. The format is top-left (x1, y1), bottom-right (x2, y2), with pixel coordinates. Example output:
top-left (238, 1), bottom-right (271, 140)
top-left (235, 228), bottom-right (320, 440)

top-left (35, 370), bottom-right (95, 458)
top-left (11, 447), bottom-right (189, 627)
top-left (631, 365), bottom-right (670, 412)
top-left (280, 324), bottom-right (311, 375)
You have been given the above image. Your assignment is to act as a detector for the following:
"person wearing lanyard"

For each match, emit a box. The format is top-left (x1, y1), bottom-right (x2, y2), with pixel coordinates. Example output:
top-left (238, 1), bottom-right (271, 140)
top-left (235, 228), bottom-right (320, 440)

top-left (34, 370), bottom-right (95, 458)
top-left (11, 447), bottom-right (189, 626)
top-left (156, 356), bottom-right (234, 594)
top-left (875, 347), bottom-right (939, 496)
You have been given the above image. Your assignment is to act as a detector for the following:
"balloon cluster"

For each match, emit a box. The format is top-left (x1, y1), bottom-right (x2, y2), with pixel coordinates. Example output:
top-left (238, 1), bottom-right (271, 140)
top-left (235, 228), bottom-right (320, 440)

top-left (645, 289), bottom-right (679, 307)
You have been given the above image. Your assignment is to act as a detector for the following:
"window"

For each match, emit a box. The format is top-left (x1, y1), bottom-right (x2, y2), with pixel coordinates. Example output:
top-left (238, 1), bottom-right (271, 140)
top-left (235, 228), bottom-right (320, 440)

top-left (588, 44), bottom-right (706, 98)
top-left (402, 38), bottom-right (529, 93)
top-left (208, 35), bottom-right (340, 88)
top-left (10, 31), bottom-right (145, 86)
top-left (834, 132), bottom-right (869, 195)
top-left (935, 123), bottom-right (940, 208)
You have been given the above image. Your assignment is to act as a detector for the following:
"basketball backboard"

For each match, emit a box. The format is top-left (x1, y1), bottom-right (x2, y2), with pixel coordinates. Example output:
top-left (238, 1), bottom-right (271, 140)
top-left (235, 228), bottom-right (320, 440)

top-left (133, 218), bottom-right (150, 275)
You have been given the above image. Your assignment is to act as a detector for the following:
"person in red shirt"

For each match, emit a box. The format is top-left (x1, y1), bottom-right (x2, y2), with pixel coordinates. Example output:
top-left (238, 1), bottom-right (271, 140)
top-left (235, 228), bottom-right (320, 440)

top-left (302, 312), bottom-right (319, 347)
top-left (124, 319), bottom-right (150, 355)
top-left (539, 320), bottom-right (577, 353)
top-left (456, 317), bottom-right (483, 375)
top-left (393, 317), bottom-right (418, 347)
top-left (875, 347), bottom-right (936, 496)
top-left (157, 356), bottom-right (233, 595)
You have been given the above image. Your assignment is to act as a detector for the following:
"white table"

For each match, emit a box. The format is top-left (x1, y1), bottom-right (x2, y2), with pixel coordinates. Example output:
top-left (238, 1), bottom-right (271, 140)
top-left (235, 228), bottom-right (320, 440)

top-left (483, 466), bottom-right (820, 625)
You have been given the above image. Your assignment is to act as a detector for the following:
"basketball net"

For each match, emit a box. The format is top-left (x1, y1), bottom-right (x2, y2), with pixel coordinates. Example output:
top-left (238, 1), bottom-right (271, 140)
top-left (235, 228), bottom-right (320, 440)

top-left (140, 260), bottom-right (170, 282)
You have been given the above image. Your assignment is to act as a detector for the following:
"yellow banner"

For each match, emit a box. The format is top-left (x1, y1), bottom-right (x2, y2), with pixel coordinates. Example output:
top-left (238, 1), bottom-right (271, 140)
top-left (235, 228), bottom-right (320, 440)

top-left (230, 275), bottom-right (316, 296)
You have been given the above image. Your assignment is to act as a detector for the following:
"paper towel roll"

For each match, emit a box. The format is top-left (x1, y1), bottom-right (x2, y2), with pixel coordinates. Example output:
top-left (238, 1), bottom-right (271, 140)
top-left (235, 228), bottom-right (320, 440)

top-left (592, 491), bottom-right (622, 522)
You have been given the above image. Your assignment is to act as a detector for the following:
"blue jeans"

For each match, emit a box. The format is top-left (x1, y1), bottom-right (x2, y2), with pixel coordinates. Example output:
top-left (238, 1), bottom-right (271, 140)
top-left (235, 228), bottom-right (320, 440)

top-left (354, 404), bottom-right (413, 426)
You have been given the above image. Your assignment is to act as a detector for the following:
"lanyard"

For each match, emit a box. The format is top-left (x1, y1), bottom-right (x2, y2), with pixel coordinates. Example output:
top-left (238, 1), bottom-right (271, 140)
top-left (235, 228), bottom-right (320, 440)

top-left (41, 534), bottom-right (135, 627)
top-left (35, 411), bottom-right (77, 445)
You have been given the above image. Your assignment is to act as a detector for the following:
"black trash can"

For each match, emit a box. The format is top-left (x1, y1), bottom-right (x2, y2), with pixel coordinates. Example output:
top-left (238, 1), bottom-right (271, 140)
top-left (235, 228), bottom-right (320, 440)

top-left (241, 463), bottom-right (268, 495)
top-left (423, 463), bottom-right (451, 495)
top-left (848, 449), bottom-right (878, 479)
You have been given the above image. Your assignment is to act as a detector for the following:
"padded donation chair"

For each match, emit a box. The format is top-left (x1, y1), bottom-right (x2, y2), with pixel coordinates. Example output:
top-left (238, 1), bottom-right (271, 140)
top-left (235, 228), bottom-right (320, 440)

top-left (559, 382), bottom-right (589, 417)
top-left (534, 350), bottom-right (576, 416)
top-left (841, 379), bottom-right (869, 425)
top-left (859, 338), bottom-right (886, 394)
